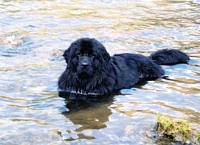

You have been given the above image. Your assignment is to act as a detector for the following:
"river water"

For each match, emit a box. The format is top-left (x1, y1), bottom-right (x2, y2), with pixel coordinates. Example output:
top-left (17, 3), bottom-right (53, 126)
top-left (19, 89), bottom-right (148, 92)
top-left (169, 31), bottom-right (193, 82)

top-left (0, 0), bottom-right (200, 144)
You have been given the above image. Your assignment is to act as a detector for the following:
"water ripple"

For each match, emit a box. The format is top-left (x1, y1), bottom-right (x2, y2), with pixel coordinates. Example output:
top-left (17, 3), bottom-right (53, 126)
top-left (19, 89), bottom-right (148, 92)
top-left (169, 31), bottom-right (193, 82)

top-left (0, 0), bottom-right (199, 144)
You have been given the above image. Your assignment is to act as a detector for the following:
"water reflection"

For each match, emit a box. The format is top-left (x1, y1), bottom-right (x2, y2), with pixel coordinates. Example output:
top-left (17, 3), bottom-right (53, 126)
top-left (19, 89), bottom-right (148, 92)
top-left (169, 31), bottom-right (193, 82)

top-left (62, 95), bottom-right (114, 130)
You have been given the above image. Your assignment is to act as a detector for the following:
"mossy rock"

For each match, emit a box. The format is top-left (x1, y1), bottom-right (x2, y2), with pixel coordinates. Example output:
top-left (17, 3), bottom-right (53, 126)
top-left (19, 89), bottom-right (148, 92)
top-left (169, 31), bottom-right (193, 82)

top-left (197, 132), bottom-right (200, 141)
top-left (155, 114), bottom-right (199, 144)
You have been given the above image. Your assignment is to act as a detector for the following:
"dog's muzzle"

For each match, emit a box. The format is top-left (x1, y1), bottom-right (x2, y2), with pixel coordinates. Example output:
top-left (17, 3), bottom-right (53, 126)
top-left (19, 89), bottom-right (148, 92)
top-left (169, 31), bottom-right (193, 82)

top-left (79, 56), bottom-right (91, 69)
top-left (77, 56), bottom-right (93, 78)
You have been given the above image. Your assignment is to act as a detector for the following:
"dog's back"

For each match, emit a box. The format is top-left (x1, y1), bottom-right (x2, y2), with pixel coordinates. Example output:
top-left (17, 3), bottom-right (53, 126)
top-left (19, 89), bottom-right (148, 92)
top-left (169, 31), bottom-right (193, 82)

top-left (111, 53), bottom-right (165, 90)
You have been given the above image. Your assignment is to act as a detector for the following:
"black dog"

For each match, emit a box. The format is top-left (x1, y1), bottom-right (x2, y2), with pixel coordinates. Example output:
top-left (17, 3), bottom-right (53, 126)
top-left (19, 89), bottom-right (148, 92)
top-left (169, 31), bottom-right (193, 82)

top-left (58, 38), bottom-right (189, 97)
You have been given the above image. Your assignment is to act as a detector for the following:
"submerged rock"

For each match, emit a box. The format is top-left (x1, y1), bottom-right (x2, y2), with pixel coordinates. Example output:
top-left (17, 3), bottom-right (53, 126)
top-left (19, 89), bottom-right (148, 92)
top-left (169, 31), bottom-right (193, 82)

top-left (0, 35), bottom-right (26, 47)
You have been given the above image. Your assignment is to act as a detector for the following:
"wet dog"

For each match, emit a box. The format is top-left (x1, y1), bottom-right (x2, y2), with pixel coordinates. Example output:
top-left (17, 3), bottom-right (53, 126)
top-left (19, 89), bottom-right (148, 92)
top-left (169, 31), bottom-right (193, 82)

top-left (58, 38), bottom-right (189, 98)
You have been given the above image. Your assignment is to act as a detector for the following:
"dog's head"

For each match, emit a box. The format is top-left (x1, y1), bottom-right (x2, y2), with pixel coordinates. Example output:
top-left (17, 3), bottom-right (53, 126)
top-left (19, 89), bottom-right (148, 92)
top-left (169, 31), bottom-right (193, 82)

top-left (63, 38), bottom-right (110, 79)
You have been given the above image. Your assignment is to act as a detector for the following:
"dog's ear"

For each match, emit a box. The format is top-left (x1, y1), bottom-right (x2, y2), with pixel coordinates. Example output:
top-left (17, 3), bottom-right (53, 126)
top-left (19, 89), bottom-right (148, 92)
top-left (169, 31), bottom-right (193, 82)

top-left (63, 41), bottom-right (75, 63)
top-left (96, 40), bottom-right (110, 64)
top-left (63, 48), bottom-right (70, 63)
top-left (63, 48), bottom-right (73, 69)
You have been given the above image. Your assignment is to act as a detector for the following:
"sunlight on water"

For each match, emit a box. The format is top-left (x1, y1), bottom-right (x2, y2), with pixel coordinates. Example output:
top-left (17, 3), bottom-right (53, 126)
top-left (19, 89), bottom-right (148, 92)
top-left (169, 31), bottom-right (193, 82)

top-left (0, 0), bottom-right (200, 144)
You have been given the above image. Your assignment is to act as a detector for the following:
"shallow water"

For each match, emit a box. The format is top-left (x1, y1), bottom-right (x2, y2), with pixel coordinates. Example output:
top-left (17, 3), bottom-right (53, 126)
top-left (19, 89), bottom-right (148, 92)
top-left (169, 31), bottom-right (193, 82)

top-left (0, 0), bottom-right (200, 144)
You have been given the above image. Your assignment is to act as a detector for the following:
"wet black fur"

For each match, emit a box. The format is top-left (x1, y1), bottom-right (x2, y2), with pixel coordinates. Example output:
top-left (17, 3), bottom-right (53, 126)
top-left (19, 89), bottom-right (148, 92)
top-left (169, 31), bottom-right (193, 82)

top-left (58, 38), bottom-right (190, 97)
top-left (149, 49), bottom-right (190, 65)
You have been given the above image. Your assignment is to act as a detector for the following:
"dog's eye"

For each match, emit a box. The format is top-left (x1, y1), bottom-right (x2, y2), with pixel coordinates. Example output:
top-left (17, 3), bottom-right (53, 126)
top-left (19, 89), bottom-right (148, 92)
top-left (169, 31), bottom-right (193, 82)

top-left (77, 52), bottom-right (81, 56)
top-left (90, 54), bottom-right (95, 57)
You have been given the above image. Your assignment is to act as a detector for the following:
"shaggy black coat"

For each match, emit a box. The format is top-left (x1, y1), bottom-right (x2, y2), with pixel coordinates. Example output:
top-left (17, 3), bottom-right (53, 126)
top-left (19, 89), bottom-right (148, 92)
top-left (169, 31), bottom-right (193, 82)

top-left (58, 38), bottom-right (189, 97)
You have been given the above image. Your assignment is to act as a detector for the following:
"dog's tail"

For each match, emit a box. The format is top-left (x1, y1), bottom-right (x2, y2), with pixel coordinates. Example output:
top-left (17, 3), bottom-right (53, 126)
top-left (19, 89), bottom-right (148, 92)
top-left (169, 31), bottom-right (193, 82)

top-left (149, 49), bottom-right (190, 65)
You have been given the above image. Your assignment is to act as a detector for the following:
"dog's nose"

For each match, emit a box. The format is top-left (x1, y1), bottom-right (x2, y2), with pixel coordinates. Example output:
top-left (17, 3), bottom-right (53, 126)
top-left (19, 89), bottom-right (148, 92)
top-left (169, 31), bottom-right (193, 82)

top-left (81, 62), bottom-right (89, 68)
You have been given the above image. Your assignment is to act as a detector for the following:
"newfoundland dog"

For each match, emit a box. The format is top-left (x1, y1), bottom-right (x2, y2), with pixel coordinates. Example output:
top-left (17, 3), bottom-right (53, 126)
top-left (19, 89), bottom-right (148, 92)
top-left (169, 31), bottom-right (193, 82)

top-left (58, 38), bottom-right (189, 98)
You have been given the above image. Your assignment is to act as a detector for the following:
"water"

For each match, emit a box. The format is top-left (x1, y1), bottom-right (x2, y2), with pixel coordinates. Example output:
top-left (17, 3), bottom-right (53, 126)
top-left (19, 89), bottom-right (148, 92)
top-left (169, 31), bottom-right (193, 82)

top-left (0, 0), bottom-right (200, 144)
